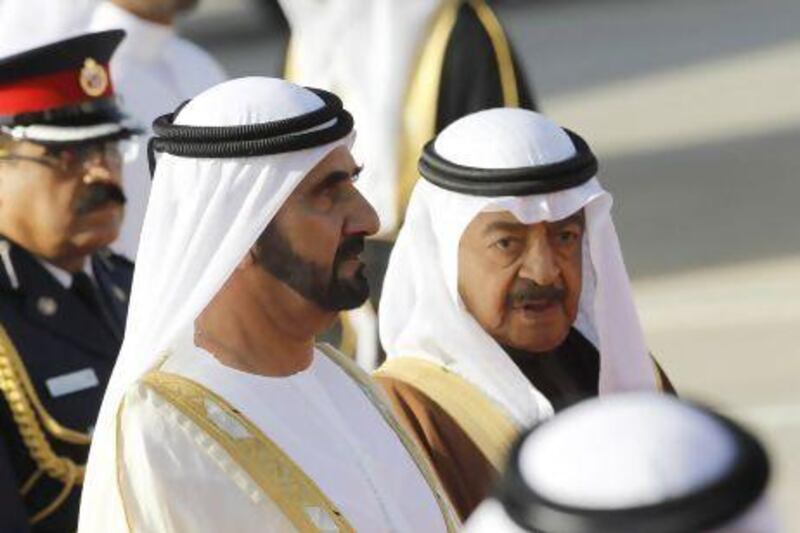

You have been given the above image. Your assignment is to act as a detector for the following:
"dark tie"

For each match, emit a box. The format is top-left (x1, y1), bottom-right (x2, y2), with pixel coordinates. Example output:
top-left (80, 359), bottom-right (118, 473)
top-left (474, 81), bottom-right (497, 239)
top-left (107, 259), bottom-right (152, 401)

top-left (71, 271), bottom-right (121, 341)
top-left (71, 272), bottom-right (102, 314)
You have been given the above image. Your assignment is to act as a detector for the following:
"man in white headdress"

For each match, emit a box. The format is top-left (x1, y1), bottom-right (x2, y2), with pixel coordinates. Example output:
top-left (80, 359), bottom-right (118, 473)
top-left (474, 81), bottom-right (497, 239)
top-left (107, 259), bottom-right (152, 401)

top-left (88, 0), bottom-right (226, 259)
top-left (374, 108), bottom-right (673, 519)
top-left (0, 0), bottom-right (97, 57)
top-left (280, 0), bottom-right (535, 367)
top-left (466, 393), bottom-right (782, 533)
top-left (78, 77), bottom-right (457, 532)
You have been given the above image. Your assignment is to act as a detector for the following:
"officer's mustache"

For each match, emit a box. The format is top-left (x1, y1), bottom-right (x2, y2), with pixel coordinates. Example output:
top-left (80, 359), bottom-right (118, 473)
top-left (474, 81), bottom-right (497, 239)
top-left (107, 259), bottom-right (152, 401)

top-left (74, 182), bottom-right (127, 215)
top-left (506, 278), bottom-right (565, 308)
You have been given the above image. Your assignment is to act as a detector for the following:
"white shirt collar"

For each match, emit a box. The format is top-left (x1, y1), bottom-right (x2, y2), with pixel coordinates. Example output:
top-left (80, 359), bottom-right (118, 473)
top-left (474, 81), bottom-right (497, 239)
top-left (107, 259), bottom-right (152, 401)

top-left (38, 259), bottom-right (96, 289)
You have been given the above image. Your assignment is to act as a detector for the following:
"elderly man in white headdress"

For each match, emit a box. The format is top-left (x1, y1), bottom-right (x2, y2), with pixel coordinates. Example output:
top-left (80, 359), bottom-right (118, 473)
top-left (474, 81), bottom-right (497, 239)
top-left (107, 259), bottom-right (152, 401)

top-left (77, 77), bottom-right (457, 532)
top-left (466, 393), bottom-right (782, 533)
top-left (280, 0), bottom-right (536, 368)
top-left (373, 108), bottom-right (674, 520)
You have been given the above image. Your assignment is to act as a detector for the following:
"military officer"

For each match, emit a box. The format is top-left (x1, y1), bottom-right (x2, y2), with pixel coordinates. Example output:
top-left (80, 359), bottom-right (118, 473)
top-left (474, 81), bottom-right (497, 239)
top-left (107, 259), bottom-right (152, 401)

top-left (0, 30), bottom-right (135, 532)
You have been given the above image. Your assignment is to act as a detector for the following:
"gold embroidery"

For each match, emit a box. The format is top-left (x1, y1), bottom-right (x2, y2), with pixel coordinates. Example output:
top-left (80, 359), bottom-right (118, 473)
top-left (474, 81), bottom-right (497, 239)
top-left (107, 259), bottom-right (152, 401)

top-left (468, 0), bottom-right (519, 107)
top-left (398, 0), bottom-right (520, 227)
top-left (283, 37), bottom-right (298, 81)
top-left (374, 356), bottom-right (519, 473)
top-left (318, 344), bottom-right (460, 531)
top-left (140, 370), bottom-right (355, 533)
top-left (397, 1), bottom-right (460, 225)
top-left (0, 325), bottom-right (85, 524)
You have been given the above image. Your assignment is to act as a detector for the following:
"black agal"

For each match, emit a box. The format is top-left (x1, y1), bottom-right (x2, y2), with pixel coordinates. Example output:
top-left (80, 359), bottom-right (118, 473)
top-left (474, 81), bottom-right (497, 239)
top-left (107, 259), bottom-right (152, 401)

top-left (418, 129), bottom-right (597, 197)
top-left (495, 408), bottom-right (770, 533)
top-left (147, 88), bottom-right (353, 176)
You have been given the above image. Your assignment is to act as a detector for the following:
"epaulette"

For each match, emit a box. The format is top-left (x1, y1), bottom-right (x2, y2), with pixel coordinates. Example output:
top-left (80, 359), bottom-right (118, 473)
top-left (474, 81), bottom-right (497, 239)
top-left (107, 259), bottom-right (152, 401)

top-left (95, 247), bottom-right (133, 272)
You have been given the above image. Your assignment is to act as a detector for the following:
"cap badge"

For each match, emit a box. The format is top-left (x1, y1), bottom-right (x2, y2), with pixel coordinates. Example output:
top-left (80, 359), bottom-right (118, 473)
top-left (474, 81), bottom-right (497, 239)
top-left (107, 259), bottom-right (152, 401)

top-left (79, 58), bottom-right (109, 98)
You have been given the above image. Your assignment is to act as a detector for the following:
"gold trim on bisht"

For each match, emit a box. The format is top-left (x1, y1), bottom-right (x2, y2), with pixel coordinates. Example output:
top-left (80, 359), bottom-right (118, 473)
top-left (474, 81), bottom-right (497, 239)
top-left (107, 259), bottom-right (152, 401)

top-left (137, 369), bottom-right (356, 532)
top-left (374, 356), bottom-right (519, 473)
top-left (0, 324), bottom-right (87, 524)
top-left (398, 0), bottom-right (520, 225)
top-left (469, 0), bottom-right (520, 107)
top-left (397, 1), bottom-right (460, 224)
top-left (317, 344), bottom-right (460, 531)
top-left (283, 36), bottom-right (298, 81)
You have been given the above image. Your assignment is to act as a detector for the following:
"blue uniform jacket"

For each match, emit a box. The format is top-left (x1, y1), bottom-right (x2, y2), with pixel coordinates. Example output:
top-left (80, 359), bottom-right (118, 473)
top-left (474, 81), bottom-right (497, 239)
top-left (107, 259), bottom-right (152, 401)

top-left (0, 237), bottom-right (132, 533)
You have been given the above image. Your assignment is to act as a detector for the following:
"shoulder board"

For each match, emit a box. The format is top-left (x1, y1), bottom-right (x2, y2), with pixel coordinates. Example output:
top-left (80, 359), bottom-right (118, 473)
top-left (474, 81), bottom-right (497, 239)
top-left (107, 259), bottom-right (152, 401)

top-left (95, 248), bottom-right (133, 272)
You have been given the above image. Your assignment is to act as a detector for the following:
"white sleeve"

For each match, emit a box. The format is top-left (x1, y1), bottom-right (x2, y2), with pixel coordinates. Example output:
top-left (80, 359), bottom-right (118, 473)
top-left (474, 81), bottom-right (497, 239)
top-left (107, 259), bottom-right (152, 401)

top-left (117, 383), bottom-right (298, 533)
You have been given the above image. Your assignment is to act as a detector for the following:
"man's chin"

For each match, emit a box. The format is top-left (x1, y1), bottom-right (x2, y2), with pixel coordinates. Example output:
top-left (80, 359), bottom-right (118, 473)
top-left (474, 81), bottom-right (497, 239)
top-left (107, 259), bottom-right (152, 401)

top-left (68, 227), bottom-right (121, 255)
top-left (505, 327), bottom-right (571, 355)
top-left (323, 274), bottom-right (370, 311)
top-left (333, 282), bottom-right (370, 311)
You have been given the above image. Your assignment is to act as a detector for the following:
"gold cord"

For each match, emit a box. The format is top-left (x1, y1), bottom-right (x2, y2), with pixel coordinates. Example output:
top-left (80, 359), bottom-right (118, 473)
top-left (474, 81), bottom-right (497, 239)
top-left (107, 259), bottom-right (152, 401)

top-left (0, 325), bottom-right (86, 524)
top-left (20, 468), bottom-right (45, 496)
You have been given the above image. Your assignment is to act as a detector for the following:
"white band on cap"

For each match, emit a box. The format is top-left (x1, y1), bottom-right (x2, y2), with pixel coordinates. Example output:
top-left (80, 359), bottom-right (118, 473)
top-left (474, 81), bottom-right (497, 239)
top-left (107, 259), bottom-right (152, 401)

top-left (4, 122), bottom-right (123, 142)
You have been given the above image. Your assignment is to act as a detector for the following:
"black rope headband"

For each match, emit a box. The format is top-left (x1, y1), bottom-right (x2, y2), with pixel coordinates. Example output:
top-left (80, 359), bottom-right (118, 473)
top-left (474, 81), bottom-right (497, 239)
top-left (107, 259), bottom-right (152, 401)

top-left (147, 87), bottom-right (353, 176)
top-left (496, 407), bottom-right (770, 533)
top-left (418, 129), bottom-right (598, 197)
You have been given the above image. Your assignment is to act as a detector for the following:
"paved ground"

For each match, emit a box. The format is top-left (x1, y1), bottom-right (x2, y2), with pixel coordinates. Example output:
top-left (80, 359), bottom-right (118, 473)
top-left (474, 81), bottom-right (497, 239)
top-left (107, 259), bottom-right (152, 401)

top-left (183, 0), bottom-right (800, 526)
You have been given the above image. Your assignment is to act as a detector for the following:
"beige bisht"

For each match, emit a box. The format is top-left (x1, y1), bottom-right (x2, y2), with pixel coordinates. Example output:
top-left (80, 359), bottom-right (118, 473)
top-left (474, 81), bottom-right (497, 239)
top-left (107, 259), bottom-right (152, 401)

top-left (78, 77), bottom-right (457, 532)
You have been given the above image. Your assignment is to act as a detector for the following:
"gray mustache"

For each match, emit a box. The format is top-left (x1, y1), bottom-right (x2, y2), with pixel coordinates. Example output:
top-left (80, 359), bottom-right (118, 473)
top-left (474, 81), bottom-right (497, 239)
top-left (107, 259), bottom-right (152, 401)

top-left (74, 183), bottom-right (127, 215)
top-left (506, 280), bottom-right (565, 307)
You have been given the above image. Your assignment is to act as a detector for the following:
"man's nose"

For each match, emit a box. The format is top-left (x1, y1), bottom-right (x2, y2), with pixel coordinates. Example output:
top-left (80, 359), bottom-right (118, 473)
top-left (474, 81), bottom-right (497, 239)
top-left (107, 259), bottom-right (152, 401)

top-left (82, 156), bottom-right (121, 186)
top-left (344, 190), bottom-right (381, 237)
top-left (518, 229), bottom-right (560, 286)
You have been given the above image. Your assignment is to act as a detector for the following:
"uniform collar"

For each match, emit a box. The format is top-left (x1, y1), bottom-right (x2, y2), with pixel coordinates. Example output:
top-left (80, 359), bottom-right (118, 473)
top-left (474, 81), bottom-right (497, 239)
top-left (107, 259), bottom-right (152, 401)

top-left (89, 1), bottom-right (174, 63)
top-left (0, 236), bottom-right (123, 354)
top-left (37, 259), bottom-right (96, 289)
top-left (0, 237), bottom-right (96, 292)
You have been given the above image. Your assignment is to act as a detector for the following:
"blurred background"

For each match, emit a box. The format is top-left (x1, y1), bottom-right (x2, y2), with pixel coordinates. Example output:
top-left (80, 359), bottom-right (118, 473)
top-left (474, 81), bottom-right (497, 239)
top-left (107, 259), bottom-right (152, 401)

top-left (177, 0), bottom-right (800, 525)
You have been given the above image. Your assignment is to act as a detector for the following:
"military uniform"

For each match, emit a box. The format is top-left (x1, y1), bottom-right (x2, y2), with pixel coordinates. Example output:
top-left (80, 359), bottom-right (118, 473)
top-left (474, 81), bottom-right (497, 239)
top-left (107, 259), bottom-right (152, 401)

top-left (0, 30), bottom-right (134, 531)
top-left (0, 239), bottom-right (132, 532)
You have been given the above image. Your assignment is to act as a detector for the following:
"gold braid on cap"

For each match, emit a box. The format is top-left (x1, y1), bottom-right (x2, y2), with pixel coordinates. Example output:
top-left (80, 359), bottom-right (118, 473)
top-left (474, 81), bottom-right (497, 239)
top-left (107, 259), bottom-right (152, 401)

top-left (0, 324), bottom-right (88, 524)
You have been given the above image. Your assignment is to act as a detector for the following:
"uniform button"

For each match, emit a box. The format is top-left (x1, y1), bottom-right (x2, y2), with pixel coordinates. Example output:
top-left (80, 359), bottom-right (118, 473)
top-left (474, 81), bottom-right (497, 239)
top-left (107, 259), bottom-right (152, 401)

top-left (37, 296), bottom-right (58, 316)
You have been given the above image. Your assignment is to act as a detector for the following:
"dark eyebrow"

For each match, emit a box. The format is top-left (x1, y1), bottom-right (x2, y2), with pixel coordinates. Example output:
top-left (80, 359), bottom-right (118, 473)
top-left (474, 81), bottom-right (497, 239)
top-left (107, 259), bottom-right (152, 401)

top-left (314, 165), bottom-right (363, 192)
top-left (482, 220), bottom-right (527, 237)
